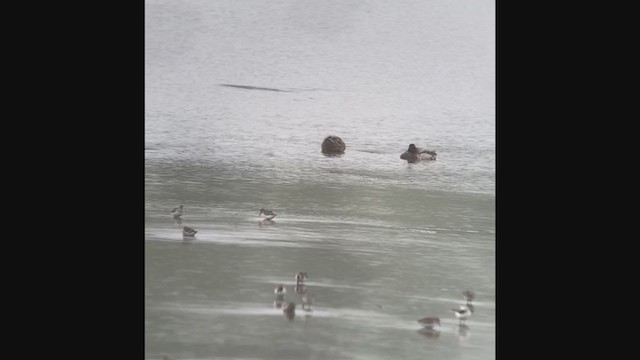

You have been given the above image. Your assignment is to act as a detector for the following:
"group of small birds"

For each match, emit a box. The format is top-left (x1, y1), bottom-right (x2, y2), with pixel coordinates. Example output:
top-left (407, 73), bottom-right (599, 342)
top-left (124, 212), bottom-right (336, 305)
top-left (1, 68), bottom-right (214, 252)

top-left (416, 290), bottom-right (475, 336)
top-left (170, 205), bottom-right (199, 237)
top-left (170, 205), bottom-right (277, 238)
top-left (275, 271), bottom-right (476, 334)
top-left (167, 138), bottom-right (436, 235)
top-left (274, 270), bottom-right (475, 332)
top-left (274, 272), bottom-right (313, 320)
top-left (170, 205), bottom-right (475, 330)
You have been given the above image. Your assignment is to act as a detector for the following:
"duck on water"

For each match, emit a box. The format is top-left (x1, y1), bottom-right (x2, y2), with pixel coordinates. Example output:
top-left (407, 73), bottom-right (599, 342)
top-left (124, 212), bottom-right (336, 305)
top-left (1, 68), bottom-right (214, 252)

top-left (400, 144), bottom-right (437, 162)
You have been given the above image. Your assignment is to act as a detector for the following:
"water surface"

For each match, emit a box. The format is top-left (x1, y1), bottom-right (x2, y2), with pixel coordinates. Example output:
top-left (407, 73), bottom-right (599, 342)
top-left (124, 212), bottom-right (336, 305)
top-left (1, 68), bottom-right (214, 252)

top-left (146, 0), bottom-right (495, 359)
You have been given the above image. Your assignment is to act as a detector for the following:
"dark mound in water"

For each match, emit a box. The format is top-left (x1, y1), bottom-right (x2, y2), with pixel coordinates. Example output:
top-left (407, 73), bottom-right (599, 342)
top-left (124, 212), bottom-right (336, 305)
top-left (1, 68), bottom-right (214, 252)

top-left (321, 136), bottom-right (346, 155)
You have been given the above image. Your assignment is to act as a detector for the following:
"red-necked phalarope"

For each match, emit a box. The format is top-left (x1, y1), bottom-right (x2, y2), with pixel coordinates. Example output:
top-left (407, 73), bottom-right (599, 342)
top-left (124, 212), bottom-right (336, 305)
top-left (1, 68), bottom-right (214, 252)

top-left (182, 226), bottom-right (197, 237)
top-left (452, 304), bottom-right (474, 324)
top-left (417, 317), bottom-right (441, 329)
top-left (171, 204), bottom-right (183, 219)
top-left (259, 208), bottom-right (277, 220)
top-left (299, 287), bottom-right (313, 311)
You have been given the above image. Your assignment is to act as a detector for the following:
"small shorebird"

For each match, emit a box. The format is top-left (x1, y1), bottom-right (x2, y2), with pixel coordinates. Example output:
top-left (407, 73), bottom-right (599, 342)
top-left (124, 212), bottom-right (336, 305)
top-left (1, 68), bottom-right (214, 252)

top-left (462, 290), bottom-right (475, 304)
top-left (274, 284), bottom-right (287, 298)
top-left (273, 284), bottom-right (287, 309)
top-left (259, 208), bottom-right (277, 220)
top-left (417, 317), bottom-right (441, 329)
top-left (171, 205), bottom-right (183, 219)
top-left (273, 299), bottom-right (286, 309)
top-left (452, 305), bottom-right (473, 324)
top-left (283, 302), bottom-right (296, 319)
top-left (294, 272), bottom-right (308, 286)
top-left (182, 226), bottom-right (197, 237)
top-left (417, 327), bottom-right (441, 339)
top-left (299, 288), bottom-right (313, 311)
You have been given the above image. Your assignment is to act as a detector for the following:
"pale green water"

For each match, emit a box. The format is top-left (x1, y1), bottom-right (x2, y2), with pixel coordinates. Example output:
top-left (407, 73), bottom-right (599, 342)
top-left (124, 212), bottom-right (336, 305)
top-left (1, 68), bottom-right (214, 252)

top-left (146, 0), bottom-right (494, 359)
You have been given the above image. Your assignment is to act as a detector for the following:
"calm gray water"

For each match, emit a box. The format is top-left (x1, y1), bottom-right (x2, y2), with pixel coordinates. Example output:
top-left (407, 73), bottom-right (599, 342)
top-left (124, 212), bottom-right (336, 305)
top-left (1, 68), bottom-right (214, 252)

top-left (145, 0), bottom-right (495, 359)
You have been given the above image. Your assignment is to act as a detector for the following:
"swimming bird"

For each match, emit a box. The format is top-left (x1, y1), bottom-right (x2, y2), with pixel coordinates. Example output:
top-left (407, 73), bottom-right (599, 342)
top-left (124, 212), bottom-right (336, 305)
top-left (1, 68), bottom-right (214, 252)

top-left (182, 226), bottom-right (197, 237)
top-left (171, 205), bottom-right (183, 219)
top-left (452, 304), bottom-right (473, 324)
top-left (462, 290), bottom-right (475, 304)
top-left (294, 272), bottom-right (308, 286)
top-left (259, 208), bottom-right (277, 220)
top-left (417, 317), bottom-right (441, 329)
top-left (400, 144), bottom-right (437, 162)
top-left (283, 302), bottom-right (296, 319)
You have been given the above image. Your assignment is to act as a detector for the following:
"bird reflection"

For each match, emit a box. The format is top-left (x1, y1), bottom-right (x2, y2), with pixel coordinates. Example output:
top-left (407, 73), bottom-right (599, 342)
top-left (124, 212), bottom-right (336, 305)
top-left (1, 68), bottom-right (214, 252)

top-left (174, 217), bottom-right (183, 225)
top-left (258, 208), bottom-right (277, 220)
top-left (417, 327), bottom-right (441, 339)
top-left (258, 219), bottom-right (276, 226)
top-left (457, 324), bottom-right (471, 340)
top-left (299, 287), bottom-right (313, 312)
top-left (274, 299), bottom-right (285, 309)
